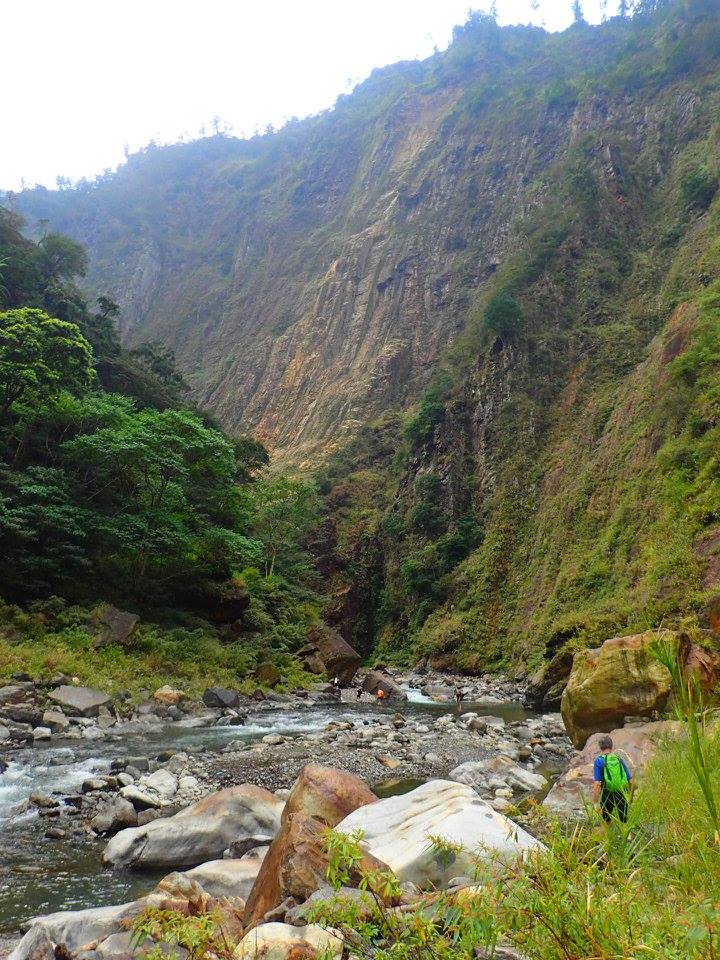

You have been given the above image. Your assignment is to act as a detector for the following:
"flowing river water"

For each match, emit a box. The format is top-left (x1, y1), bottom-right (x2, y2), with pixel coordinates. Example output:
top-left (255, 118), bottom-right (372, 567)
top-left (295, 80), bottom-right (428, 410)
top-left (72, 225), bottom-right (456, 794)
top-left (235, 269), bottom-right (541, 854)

top-left (0, 689), bottom-right (533, 934)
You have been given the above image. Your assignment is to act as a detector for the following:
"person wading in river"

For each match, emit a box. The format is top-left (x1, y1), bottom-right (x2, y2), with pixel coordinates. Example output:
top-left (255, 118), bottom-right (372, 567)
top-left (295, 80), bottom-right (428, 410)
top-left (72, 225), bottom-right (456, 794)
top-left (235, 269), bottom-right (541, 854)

top-left (376, 687), bottom-right (386, 705)
top-left (593, 735), bottom-right (632, 824)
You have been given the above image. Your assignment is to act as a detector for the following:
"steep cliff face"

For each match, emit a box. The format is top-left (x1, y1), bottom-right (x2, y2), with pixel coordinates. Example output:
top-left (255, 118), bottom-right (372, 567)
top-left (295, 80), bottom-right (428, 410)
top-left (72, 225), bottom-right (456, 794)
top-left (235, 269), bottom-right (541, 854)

top-left (12, 9), bottom-right (702, 463)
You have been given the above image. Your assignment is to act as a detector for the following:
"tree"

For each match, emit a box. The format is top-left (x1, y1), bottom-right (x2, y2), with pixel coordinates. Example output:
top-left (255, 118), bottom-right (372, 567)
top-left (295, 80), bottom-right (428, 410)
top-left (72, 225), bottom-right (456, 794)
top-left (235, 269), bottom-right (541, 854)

top-left (249, 474), bottom-right (320, 578)
top-left (573, 0), bottom-right (586, 23)
top-left (0, 308), bottom-right (94, 417)
top-left (131, 340), bottom-right (188, 393)
top-left (483, 291), bottom-right (524, 336)
top-left (37, 233), bottom-right (88, 281)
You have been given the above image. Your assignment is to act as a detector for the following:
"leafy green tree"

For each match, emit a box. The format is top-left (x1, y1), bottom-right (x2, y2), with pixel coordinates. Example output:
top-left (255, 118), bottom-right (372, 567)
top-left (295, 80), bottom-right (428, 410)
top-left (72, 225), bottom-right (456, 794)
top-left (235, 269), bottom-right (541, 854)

top-left (37, 233), bottom-right (88, 281)
top-left (249, 474), bottom-right (320, 578)
top-left (61, 406), bottom-right (238, 589)
top-left (483, 291), bottom-right (524, 336)
top-left (0, 307), bottom-right (94, 417)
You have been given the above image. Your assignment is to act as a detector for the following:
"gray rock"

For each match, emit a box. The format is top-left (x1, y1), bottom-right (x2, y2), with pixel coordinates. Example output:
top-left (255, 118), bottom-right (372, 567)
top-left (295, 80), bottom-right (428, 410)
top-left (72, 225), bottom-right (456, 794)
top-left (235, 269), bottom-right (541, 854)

top-left (32, 727), bottom-right (52, 741)
top-left (20, 902), bottom-right (145, 954)
top-left (47, 686), bottom-right (112, 718)
top-left (103, 784), bottom-right (284, 870)
top-left (202, 687), bottom-right (240, 709)
top-left (90, 798), bottom-right (138, 835)
top-left (7, 923), bottom-right (55, 960)
top-left (42, 710), bottom-right (70, 732)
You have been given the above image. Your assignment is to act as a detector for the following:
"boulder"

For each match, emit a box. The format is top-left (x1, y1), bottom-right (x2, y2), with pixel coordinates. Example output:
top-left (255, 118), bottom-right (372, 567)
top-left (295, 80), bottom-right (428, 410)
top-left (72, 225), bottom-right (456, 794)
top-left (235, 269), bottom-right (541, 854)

top-left (91, 604), bottom-right (139, 648)
top-left (336, 779), bottom-right (543, 888)
top-left (153, 685), bottom-right (183, 706)
top-left (561, 630), bottom-right (679, 747)
top-left (47, 685), bottom-right (112, 718)
top-left (42, 710), bottom-right (69, 732)
top-left (450, 757), bottom-right (547, 795)
top-left (20, 902), bottom-right (145, 955)
top-left (361, 670), bottom-right (407, 701)
top-left (243, 812), bottom-right (386, 928)
top-left (7, 925), bottom-right (55, 960)
top-left (90, 798), bottom-right (138, 835)
top-left (299, 626), bottom-right (362, 686)
top-left (103, 784), bottom-right (284, 870)
top-left (256, 663), bottom-right (281, 687)
top-left (203, 687), bottom-right (241, 709)
top-left (234, 923), bottom-right (343, 960)
top-left (544, 720), bottom-right (682, 817)
top-left (178, 855), bottom-right (266, 900)
top-left (282, 763), bottom-right (376, 827)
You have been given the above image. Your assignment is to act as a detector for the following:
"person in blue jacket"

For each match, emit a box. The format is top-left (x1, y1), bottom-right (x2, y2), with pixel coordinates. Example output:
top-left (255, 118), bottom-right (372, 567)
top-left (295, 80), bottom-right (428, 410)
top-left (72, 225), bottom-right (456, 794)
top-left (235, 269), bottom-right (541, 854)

top-left (593, 735), bottom-right (632, 823)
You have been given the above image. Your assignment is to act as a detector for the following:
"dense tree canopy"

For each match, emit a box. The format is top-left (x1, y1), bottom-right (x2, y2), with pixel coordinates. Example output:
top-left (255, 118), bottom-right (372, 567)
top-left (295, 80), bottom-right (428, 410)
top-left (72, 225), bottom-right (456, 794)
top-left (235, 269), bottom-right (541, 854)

top-left (0, 210), bottom-right (322, 656)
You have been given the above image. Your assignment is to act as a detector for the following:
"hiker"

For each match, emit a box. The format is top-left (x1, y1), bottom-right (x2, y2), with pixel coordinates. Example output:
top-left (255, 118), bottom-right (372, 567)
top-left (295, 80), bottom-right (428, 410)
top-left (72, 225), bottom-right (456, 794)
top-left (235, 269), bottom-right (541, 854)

top-left (332, 675), bottom-right (340, 689)
top-left (455, 687), bottom-right (464, 707)
top-left (593, 734), bottom-right (632, 823)
top-left (376, 687), bottom-right (386, 704)
top-left (356, 686), bottom-right (363, 701)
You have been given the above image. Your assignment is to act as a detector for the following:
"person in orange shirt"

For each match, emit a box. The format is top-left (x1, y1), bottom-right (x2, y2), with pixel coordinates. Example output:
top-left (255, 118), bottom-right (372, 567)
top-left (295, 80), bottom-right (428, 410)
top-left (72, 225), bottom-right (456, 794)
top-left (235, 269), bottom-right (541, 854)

top-left (376, 688), bottom-right (386, 704)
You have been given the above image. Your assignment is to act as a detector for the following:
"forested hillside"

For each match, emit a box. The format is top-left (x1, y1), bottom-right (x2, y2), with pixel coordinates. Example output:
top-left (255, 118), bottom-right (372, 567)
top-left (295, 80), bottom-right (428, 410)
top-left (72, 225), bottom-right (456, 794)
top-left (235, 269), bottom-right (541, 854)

top-left (6, 0), bottom-right (720, 680)
top-left (0, 210), bottom-right (322, 692)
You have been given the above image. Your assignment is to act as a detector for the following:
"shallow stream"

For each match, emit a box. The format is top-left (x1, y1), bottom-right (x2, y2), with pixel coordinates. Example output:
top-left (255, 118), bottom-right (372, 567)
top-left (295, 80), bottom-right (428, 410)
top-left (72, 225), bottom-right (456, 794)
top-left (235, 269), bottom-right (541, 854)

top-left (0, 690), bottom-right (532, 932)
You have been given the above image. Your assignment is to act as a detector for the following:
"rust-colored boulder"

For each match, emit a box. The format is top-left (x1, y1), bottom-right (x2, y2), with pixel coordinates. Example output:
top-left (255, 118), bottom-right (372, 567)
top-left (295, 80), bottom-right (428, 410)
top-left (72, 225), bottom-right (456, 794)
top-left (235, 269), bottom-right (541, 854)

top-left (282, 763), bottom-right (376, 827)
top-left (243, 813), bottom-right (387, 929)
top-left (298, 626), bottom-right (361, 686)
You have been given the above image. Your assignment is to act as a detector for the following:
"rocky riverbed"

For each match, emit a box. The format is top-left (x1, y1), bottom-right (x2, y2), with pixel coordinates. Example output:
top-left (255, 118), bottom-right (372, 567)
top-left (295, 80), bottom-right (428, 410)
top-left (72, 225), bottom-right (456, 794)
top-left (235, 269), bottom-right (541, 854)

top-left (0, 667), bottom-right (573, 941)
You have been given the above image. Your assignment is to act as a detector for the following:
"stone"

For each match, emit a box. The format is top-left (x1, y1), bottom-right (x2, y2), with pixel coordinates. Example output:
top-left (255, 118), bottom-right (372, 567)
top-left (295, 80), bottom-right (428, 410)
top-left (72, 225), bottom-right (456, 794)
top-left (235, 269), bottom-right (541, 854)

top-left (90, 798), bottom-right (138, 835)
top-left (7, 924), bottom-right (55, 960)
top-left (281, 763), bottom-right (376, 827)
top-left (82, 777), bottom-right (109, 793)
top-left (177, 855), bottom-right (266, 900)
top-left (91, 604), bottom-right (139, 648)
top-left (337, 779), bottom-right (543, 888)
top-left (103, 784), bottom-right (284, 870)
top-left (30, 793), bottom-right (58, 809)
top-left (225, 835), bottom-right (274, 859)
top-left (32, 726), bottom-right (52, 741)
top-left (202, 687), bottom-right (241, 709)
top-left (298, 626), bottom-right (362, 685)
top-left (256, 662), bottom-right (281, 686)
top-left (119, 786), bottom-right (161, 810)
top-left (561, 631), bottom-right (682, 747)
top-left (20, 902), bottom-right (146, 955)
top-left (0, 684), bottom-right (27, 705)
top-left (42, 710), bottom-right (69, 732)
top-left (153, 685), bottom-right (183, 706)
top-left (141, 768), bottom-right (179, 800)
top-left (47, 685), bottom-right (112, 718)
top-left (243, 812), bottom-right (387, 929)
top-left (361, 670), bottom-right (407, 701)
top-left (544, 720), bottom-right (682, 817)
top-left (450, 757), bottom-right (547, 795)
top-left (234, 923), bottom-right (343, 960)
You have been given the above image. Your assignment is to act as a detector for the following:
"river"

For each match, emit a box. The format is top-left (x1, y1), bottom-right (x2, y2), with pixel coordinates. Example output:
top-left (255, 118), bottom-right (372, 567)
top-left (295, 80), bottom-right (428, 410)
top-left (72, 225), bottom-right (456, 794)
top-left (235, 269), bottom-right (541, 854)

top-left (0, 689), bottom-right (532, 933)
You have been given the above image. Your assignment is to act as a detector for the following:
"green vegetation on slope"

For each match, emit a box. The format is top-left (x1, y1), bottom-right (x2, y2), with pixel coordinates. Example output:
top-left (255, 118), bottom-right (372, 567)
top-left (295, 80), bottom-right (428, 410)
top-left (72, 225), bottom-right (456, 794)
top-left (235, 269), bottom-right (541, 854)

top-left (317, 0), bottom-right (720, 674)
top-left (0, 209), bottom-right (323, 689)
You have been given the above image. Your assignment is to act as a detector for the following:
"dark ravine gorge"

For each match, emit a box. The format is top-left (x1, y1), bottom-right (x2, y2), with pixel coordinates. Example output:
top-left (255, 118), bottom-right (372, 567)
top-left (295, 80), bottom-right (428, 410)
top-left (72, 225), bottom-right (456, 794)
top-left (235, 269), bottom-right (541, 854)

top-left (9, 1), bottom-right (720, 678)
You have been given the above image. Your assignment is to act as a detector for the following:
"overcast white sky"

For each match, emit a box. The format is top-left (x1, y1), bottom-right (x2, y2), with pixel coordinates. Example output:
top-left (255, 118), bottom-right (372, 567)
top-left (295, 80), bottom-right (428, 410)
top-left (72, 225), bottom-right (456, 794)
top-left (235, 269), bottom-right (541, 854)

top-left (3, 0), bottom-right (619, 190)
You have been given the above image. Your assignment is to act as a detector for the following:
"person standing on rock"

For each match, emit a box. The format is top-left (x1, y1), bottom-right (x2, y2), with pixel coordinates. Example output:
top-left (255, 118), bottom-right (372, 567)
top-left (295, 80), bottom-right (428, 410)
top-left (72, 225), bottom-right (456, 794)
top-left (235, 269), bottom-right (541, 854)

top-left (593, 735), bottom-right (632, 823)
top-left (376, 687), bottom-right (386, 705)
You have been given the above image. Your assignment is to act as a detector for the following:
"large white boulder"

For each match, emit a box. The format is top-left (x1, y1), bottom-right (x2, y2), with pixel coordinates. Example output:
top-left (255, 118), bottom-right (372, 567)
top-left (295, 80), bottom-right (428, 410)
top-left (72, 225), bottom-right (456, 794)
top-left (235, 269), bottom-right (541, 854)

top-left (103, 784), bottom-right (284, 870)
top-left (336, 779), bottom-right (543, 888)
top-left (233, 923), bottom-right (343, 960)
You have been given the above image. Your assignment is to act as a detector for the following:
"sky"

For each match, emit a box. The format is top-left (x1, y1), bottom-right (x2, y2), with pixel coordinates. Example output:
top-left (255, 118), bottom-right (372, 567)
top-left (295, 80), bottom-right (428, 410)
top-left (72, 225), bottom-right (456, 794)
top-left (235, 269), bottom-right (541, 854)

top-left (4, 0), bottom-right (619, 191)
